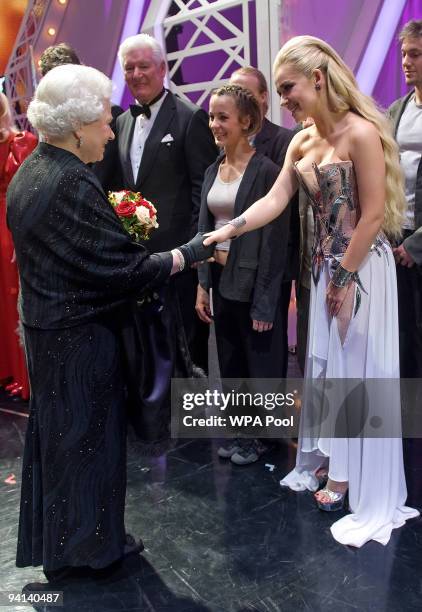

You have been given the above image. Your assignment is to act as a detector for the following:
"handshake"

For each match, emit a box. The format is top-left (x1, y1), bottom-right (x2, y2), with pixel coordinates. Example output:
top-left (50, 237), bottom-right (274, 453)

top-left (173, 232), bottom-right (216, 269)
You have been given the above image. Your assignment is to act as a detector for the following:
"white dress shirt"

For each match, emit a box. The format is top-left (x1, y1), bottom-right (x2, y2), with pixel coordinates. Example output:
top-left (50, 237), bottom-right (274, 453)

top-left (130, 91), bottom-right (168, 183)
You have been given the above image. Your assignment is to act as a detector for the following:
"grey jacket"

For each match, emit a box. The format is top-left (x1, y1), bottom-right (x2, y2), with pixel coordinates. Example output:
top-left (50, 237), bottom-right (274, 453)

top-left (389, 91), bottom-right (422, 264)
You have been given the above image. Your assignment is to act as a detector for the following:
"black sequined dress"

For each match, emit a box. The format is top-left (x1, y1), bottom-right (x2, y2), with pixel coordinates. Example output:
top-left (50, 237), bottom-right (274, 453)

top-left (7, 143), bottom-right (172, 570)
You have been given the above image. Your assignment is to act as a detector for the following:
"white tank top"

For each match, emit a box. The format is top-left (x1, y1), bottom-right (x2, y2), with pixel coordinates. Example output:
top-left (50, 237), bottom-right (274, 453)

top-left (207, 169), bottom-right (242, 251)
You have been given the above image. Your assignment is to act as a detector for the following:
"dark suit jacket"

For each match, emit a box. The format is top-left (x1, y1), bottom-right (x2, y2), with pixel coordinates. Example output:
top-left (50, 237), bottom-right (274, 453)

top-left (91, 103), bottom-right (123, 187)
top-left (113, 92), bottom-right (218, 253)
top-left (198, 152), bottom-right (290, 322)
top-left (254, 117), bottom-right (299, 281)
top-left (254, 117), bottom-right (292, 166)
top-left (6, 143), bottom-right (172, 330)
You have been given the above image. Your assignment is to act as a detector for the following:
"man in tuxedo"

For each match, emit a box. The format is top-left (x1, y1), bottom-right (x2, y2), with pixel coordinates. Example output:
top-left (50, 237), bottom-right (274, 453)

top-left (230, 67), bottom-right (299, 378)
top-left (389, 19), bottom-right (422, 378)
top-left (113, 33), bottom-right (218, 373)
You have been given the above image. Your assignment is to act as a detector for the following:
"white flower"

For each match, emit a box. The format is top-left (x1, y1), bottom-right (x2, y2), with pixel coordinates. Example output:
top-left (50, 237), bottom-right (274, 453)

top-left (111, 190), bottom-right (127, 204)
top-left (135, 206), bottom-right (151, 224)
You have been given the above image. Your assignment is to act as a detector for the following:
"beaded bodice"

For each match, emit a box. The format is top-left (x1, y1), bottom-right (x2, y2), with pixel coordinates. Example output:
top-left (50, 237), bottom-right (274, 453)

top-left (294, 161), bottom-right (389, 285)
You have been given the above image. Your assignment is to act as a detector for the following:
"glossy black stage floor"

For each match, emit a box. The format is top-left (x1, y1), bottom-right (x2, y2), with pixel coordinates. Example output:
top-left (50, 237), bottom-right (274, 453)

top-left (1, 383), bottom-right (422, 611)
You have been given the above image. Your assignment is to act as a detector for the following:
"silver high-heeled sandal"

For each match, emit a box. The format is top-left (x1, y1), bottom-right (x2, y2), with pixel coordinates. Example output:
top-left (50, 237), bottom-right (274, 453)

top-left (315, 487), bottom-right (348, 512)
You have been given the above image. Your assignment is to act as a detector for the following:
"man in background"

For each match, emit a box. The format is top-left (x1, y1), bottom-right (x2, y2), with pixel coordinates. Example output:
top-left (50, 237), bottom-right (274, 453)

top-left (112, 33), bottom-right (217, 391)
top-left (389, 19), bottom-right (422, 378)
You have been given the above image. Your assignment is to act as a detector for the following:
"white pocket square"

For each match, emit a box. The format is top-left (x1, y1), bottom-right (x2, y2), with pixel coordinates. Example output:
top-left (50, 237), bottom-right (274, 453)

top-left (161, 133), bottom-right (174, 143)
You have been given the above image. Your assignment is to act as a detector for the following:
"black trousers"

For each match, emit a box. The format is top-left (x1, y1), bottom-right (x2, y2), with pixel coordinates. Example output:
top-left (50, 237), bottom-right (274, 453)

top-left (396, 233), bottom-right (422, 378)
top-left (278, 280), bottom-right (292, 379)
top-left (211, 264), bottom-right (287, 379)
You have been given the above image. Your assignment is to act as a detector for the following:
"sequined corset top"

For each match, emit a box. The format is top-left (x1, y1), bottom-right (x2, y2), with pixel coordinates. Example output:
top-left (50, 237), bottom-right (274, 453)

top-left (294, 160), bottom-right (388, 285)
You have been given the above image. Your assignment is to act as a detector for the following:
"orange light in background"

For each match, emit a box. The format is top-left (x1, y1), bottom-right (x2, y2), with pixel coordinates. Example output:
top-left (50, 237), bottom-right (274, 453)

top-left (47, 27), bottom-right (56, 37)
top-left (0, 0), bottom-right (29, 74)
top-left (58, 0), bottom-right (67, 4)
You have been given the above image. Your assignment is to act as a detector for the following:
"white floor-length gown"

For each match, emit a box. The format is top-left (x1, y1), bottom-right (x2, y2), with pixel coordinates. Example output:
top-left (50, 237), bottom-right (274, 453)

top-left (281, 161), bottom-right (419, 547)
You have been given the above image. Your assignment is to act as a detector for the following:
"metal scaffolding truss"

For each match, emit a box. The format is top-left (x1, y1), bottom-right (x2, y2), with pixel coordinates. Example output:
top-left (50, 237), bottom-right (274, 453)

top-left (143, 0), bottom-right (282, 121)
top-left (167, 0), bottom-right (250, 106)
top-left (5, 0), bottom-right (51, 131)
top-left (144, 0), bottom-right (252, 108)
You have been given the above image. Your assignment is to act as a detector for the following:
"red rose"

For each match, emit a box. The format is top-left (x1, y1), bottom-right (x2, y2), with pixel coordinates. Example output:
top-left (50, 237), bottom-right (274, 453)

top-left (115, 201), bottom-right (136, 217)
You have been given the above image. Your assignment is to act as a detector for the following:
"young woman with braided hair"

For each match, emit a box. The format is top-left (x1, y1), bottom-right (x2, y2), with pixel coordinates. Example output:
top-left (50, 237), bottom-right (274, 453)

top-left (196, 84), bottom-right (291, 465)
top-left (204, 37), bottom-right (419, 546)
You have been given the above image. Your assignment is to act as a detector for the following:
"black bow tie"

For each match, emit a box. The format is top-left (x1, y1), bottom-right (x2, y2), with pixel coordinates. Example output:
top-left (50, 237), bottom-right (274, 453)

top-left (130, 103), bottom-right (151, 119)
top-left (130, 89), bottom-right (166, 120)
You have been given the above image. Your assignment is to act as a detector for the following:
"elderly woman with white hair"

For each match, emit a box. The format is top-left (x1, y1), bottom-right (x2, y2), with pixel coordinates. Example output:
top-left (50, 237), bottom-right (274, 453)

top-left (6, 64), bottom-right (213, 581)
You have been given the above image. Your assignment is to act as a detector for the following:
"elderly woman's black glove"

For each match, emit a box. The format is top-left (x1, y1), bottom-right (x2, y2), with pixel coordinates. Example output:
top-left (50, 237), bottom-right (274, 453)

top-left (176, 232), bottom-right (215, 267)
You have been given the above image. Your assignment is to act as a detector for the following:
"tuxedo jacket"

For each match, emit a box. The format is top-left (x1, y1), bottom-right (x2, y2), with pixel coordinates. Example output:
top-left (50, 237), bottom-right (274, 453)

top-left (198, 153), bottom-right (290, 322)
top-left (91, 103), bottom-right (123, 186)
top-left (113, 92), bottom-right (218, 253)
top-left (389, 91), bottom-right (422, 263)
top-left (255, 118), bottom-right (299, 281)
top-left (255, 117), bottom-right (292, 167)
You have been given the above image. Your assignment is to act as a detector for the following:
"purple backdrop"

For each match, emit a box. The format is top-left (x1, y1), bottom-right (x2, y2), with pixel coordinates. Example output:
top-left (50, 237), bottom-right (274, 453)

top-left (118, 0), bottom-right (421, 112)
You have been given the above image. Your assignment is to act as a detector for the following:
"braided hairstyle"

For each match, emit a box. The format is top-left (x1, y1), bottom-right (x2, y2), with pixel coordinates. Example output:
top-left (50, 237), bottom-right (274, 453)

top-left (211, 84), bottom-right (262, 136)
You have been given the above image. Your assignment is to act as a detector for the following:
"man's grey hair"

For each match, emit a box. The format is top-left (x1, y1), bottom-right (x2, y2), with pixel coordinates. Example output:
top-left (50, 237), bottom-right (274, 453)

top-left (399, 19), bottom-right (422, 42)
top-left (118, 33), bottom-right (165, 68)
top-left (28, 64), bottom-right (112, 138)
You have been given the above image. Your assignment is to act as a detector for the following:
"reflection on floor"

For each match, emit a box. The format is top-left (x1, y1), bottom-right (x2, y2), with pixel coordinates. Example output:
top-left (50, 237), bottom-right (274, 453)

top-left (1, 384), bottom-right (422, 612)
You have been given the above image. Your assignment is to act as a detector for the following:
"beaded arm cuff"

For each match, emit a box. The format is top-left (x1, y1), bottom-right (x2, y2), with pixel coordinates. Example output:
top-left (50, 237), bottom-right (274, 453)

top-left (331, 263), bottom-right (355, 288)
top-left (229, 215), bottom-right (247, 231)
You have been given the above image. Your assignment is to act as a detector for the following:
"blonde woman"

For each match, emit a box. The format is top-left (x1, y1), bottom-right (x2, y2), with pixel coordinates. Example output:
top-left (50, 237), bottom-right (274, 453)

top-left (204, 35), bottom-right (419, 547)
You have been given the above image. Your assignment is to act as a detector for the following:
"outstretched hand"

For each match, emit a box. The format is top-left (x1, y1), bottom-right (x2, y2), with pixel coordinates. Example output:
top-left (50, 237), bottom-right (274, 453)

top-left (178, 232), bottom-right (216, 267)
top-left (203, 224), bottom-right (236, 247)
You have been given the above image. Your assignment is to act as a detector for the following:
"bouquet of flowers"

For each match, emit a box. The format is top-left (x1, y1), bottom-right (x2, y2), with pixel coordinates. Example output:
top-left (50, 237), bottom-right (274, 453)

top-left (108, 190), bottom-right (159, 241)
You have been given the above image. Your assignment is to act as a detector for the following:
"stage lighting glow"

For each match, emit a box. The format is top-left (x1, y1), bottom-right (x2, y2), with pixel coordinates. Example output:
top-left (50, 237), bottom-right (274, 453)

top-left (47, 27), bottom-right (56, 36)
top-left (58, 0), bottom-right (67, 5)
top-left (356, 0), bottom-right (407, 95)
top-left (110, 0), bottom-right (146, 105)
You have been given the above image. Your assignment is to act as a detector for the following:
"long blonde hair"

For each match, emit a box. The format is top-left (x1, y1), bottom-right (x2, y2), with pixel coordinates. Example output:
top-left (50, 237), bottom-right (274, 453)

top-left (273, 35), bottom-right (405, 238)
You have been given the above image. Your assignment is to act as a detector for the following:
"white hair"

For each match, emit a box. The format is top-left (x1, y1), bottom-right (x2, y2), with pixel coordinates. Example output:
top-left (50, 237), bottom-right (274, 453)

top-left (118, 33), bottom-right (165, 68)
top-left (27, 64), bottom-right (112, 138)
